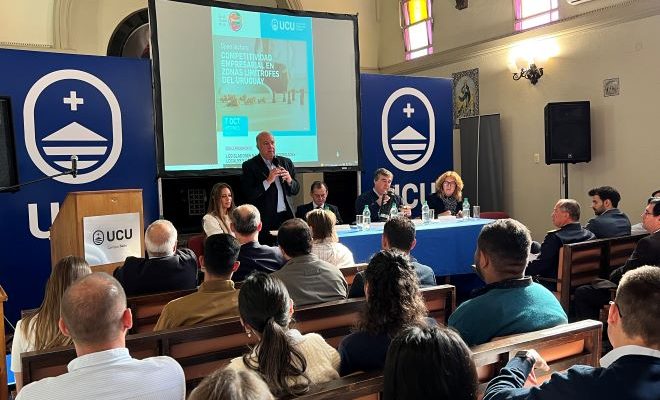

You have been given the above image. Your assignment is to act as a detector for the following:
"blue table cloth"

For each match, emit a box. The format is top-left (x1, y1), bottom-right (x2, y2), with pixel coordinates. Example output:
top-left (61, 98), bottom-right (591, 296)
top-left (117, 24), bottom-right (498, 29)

top-left (338, 218), bottom-right (491, 276)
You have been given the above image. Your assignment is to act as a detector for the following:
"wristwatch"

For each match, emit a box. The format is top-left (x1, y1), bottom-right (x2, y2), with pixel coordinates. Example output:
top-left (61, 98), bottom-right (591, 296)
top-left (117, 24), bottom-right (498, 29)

top-left (514, 350), bottom-right (537, 365)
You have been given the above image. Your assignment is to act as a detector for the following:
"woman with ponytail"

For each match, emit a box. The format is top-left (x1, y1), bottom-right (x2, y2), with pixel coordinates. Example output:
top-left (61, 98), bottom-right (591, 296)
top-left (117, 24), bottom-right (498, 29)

top-left (226, 272), bottom-right (340, 397)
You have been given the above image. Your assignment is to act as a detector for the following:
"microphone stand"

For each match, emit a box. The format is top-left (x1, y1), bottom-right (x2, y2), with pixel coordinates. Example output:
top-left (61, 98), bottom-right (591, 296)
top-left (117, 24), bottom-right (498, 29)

top-left (0, 169), bottom-right (75, 192)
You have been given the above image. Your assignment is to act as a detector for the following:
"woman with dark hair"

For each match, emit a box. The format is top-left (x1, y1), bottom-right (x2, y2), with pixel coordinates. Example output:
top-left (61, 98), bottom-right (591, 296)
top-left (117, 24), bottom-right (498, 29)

top-left (383, 324), bottom-right (478, 400)
top-left (203, 182), bottom-right (236, 236)
top-left (226, 272), bottom-right (339, 396)
top-left (306, 208), bottom-right (355, 269)
top-left (11, 255), bottom-right (92, 392)
top-left (427, 171), bottom-right (465, 216)
top-left (188, 369), bottom-right (274, 400)
top-left (338, 249), bottom-right (429, 376)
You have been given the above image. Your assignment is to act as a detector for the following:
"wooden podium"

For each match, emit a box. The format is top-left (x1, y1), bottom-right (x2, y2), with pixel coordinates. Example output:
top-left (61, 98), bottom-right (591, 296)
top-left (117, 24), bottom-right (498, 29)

top-left (50, 189), bottom-right (145, 274)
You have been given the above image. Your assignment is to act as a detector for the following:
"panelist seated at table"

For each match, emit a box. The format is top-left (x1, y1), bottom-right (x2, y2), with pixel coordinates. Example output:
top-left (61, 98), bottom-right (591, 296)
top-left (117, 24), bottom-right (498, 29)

top-left (349, 216), bottom-right (436, 298)
top-left (295, 180), bottom-right (343, 224)
top-left (355, 168), bottom-right (411, 222)
top-left (427, 171), bottom-right (465, 217)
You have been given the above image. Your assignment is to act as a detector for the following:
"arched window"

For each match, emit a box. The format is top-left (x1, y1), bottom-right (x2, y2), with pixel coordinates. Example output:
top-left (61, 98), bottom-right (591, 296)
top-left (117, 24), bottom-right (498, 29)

top-left (401, 0), bottom-right (433, 60)
top-left (515, 0), bottom-right (559, 31)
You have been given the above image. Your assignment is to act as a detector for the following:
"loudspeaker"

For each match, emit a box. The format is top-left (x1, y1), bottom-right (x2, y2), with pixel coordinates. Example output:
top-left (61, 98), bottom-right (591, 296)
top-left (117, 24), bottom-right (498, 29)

top-left (544, 101), bottom-right (591, 164)
top-left (0, 97), bottom-right (19, 190)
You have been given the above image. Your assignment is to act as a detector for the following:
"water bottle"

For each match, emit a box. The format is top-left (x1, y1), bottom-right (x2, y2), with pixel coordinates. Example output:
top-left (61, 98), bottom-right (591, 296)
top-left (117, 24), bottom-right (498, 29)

top-left (421, 201), bottom-right (430, 224)
top-left (462, 197), bottom-right (471, 219)
top-left (362, 205), bottom-right (371, 230)
top-left (389, 202), bottom-right (398, 220)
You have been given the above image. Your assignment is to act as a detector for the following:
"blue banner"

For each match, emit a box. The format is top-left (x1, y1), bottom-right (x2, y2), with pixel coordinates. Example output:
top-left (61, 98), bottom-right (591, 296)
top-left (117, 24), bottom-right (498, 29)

top-left (360, 74), bottom-right (453, 215)
top-left (0, 49), bottom-right (158, 325)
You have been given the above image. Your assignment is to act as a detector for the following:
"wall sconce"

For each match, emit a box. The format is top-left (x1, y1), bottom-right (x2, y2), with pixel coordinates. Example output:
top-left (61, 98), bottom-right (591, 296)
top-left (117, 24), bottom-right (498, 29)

top-left (508, 39), bottom-right (559, 86)
top-left (513, 63), bottom-right (543, 85)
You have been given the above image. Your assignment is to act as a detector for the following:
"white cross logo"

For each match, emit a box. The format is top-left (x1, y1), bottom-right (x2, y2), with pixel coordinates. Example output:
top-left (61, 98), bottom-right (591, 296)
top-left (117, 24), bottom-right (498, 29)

top-left (403, 103), bottom-right (415, 118)
top-left (63, 91), bottom-right (84, 111)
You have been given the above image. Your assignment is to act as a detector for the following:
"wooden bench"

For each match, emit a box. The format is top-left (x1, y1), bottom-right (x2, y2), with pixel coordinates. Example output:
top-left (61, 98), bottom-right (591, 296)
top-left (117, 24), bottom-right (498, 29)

top-left (127, 288), bottom-right (197, 334)
top-left (540, 233), bottom-right (647, 314)
top-left (339, 263), bottom-right (367, 286)
top-left (21, 285), bottom-right (455, 391)
top-left (286, 319), bottom-right (602, 400)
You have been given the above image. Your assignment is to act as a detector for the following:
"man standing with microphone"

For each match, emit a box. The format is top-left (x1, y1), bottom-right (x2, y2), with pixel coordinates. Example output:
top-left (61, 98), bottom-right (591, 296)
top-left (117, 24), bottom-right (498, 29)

top-left (355, 168), bottom-right (410, 222)
top-left (241, 131), bottom-right (300, 245)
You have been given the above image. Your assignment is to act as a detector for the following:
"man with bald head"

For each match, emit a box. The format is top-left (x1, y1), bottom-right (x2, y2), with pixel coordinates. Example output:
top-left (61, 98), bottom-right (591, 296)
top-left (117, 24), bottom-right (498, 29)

top-left (17, 273), bottom-right (185, 400)
top-left (113, 219), bottom-right (198, 296)
top-left (241, 131), bottom-right (300, 245)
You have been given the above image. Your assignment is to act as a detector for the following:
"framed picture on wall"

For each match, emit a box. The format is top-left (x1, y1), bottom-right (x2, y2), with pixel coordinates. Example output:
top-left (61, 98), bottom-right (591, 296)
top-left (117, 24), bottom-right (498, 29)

top-left (452, 68), bottom-right (479, 128)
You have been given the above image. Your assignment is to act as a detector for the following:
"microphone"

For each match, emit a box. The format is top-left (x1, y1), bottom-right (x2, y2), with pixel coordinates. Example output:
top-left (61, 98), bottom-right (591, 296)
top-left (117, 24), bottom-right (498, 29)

top-left (71, 155), bottom-right (78, 178)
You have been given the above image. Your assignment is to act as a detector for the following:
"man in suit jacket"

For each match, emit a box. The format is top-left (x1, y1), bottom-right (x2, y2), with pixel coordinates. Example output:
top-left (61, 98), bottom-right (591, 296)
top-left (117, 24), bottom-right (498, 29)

top-left (295, 180), bottom-right (343, 224)
top-left (349, 216), bottom-right (436, 298)
top-left (574, 198), bottom-right (660, 320)
top-left (230, 204), bottom-right (285, 282)
top-left (271, 218), bottom-right (347, 306)
top-left (584, 186), bottom-right (631, 238)
top-left (527, 199), bottom-right (595, 286)
top-left (113, 219), bottom-right (198, 296)
top-left (241, 131), bottom-right (300, 245)
top-left (483, 266), bottom-right (660, 400)
top-left (355, 168), bottom-right (409, 222)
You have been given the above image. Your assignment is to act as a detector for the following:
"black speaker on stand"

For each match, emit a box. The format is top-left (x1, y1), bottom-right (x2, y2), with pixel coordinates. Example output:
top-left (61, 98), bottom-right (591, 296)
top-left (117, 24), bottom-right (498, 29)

top-left (544, 101), bottom-right (591, 198)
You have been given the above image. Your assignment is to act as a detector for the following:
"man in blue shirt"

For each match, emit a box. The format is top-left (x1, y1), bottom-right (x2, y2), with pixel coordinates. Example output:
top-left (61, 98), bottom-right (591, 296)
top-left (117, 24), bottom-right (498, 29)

top-left (483, 265), bottom-right (660, 400)
top-left (448, 219), bottom-right (567, 346)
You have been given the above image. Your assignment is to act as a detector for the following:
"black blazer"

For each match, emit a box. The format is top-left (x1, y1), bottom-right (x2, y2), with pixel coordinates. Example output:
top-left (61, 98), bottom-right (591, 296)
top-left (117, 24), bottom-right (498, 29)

top-left (234, 241), bottom-right (285, 282)
top-left (241, 155), bottom-right (300, 231)
top-left (295, 202), bottom-right (343, 224)
top-left (610, 231), bottom-right (660, 283)
top-left (113, 248), bottom-right (198, 296)
top-left (584, 208), bottom-right (631, 239)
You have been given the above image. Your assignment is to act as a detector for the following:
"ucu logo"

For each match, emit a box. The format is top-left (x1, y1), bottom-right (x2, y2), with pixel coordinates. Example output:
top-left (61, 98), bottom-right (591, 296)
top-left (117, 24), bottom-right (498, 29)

top-left (92, 228), bottom-right (134, 245)
top-left (271, 19), bottom-right (296, 32)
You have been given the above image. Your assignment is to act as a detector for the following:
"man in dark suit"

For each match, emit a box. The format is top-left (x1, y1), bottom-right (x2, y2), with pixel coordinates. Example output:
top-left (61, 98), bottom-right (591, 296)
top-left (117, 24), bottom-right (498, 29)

top-left (574, 198), bottom-right (660, 320)
top-left (349, 216), bottom-right (436, 298)
top-left (527, 199), bottom-right (595, 285)
top-left (230, 204), bottom-right (285, 282)
top-left (295, 180), bottom-right (343, 224)
top-left (355, 168), bottom-right (410, 222)
top-left (483, 266), bottom-right (660, 400)
top-left (584, 186), bottom-right (631, 238)
top-left (113, 219), bottom-right (198, 296)
top-left (241, 131), bottom-right (300, 245)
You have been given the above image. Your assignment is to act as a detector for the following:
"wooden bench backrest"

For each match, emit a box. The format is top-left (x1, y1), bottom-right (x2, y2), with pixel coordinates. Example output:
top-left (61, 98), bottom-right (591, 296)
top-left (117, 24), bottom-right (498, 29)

top-left (339, 263), bottom-right (368, 286)
top-left (21, 285), bottom-right (454, 391)
top-left (287, 320), bottom-right (602, 399)
top-left (607, 233), bottom-right (647, 270)
top-left (556, 240), bottom-right (608, 312)
top-left (127, 288), bottom-right (197, 334)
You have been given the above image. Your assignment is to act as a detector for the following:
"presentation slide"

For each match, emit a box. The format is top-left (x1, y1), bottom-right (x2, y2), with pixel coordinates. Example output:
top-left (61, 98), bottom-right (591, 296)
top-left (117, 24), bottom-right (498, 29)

top-left (151, 0), bottom-right (360, 173)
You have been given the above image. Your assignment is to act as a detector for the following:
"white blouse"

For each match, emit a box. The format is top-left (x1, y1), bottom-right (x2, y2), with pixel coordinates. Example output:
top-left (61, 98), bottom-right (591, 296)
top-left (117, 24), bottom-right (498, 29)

top-left (202, 213), bottom-right (233, 236)
top-left (311, 240), bottom-right (355, 269)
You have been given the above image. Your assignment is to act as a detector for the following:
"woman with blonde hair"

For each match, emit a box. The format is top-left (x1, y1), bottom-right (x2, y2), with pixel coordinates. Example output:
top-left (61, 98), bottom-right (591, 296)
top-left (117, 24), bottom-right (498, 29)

top-left (203, 182), bottom-right (236, 235)
top-left (428, 171), bottom-right (465, 216)
top-left (306, 209), bottom-right (355, 269)
top-left (11, 255), bottom-right (92, 392)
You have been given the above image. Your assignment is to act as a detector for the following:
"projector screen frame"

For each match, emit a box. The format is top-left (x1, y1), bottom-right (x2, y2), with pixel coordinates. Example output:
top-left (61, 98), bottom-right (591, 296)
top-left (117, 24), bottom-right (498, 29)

top-left (148, 0), bottom-right (363, 177)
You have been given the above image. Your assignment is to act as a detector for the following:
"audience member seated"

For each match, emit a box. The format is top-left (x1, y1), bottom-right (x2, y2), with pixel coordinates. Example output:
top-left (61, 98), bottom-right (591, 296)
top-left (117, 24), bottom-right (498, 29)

top-left (154, 234), bottom-right (241, 331)
top-left (427, 170), bottom-right (465, 217)
top-left (383, 324), bottom-right (478, 400)
top-left (631, 190), bottom-right (660, 235)
top-left (339, 249), bottom-right (429, 376)
top-left (203, 183), bottom-right (236, 236)
top-left (307, 208), bottom-right (355, 269)
top-left (11, 256), bottom-right (91, 393)
top-left (483, 266), bottom-right (660, 400)
top-left (295, 180), bottom-right (343, 224)
top-left (226, 273), bottom-right (340, 397)
top-left (272, 218), bottom-right (347, 306)
top-left (230, 204), bottom-right (285, 282)
top-left (574, 198), bottom-right (660, 320)
top-left (188, 369), bottom-right (274, 400)
top-left (355, 168), bottom-right (409, 223)
top-left (449, 219), bottom-right (567, 346)
top-left (16, 273), bottom-right (185, 400)
top-left (113, 219), bottom-right (198, 296)
top-left (584, 186), bottom-right (631, 238)
top-left (349, 216), bottom-right (436, 298)
top-left (526, 199), bottom-right (595, 286)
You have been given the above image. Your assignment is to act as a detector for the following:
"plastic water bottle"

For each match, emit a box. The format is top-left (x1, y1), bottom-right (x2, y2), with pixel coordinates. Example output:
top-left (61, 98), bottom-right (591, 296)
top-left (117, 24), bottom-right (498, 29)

top-left (389, 202), bottom-right (398, 220)
top-left (362, 205), bottom-right (371, 230)
top-left (462, 197), bottom-right (471, 219)
top-left (421, 201), bottom-right (430, 224)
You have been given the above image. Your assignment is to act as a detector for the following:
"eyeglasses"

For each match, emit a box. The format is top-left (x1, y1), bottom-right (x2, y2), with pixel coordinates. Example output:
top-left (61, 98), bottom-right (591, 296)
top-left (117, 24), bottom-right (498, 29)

top-left (443, 181), bottom-right (457, 187)
top-left (609, 301), bottom-right (624, 318)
